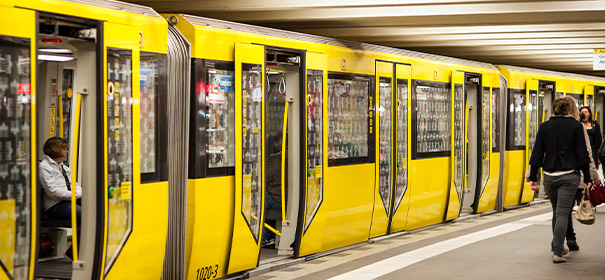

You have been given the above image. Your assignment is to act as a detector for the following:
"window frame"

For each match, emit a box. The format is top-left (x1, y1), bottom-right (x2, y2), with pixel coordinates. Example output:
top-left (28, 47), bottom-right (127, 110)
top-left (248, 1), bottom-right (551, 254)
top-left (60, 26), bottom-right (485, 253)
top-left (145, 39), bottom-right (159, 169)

top-left (410, 79), bottom-right (452, 159)
top-left (139, 52), bottom-right (168, 183)
top-left (327, 72), bottom-right (375, 166)
top-left (189, 58), bottom-right (237, 179)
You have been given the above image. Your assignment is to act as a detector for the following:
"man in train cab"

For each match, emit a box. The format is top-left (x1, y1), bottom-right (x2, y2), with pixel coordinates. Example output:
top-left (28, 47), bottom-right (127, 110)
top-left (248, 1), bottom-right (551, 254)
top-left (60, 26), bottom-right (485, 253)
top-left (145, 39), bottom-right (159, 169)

top-left (39, 136), bottom-right (82, 260)
top-left (263, 132), bottom-right (287, 247)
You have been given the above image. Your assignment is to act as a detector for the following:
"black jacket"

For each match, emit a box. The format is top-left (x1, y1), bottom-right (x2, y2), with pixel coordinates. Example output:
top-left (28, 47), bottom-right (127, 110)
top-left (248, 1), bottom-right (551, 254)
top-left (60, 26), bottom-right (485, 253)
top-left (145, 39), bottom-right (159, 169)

top-left (529, 116), bottom-right (591, 183)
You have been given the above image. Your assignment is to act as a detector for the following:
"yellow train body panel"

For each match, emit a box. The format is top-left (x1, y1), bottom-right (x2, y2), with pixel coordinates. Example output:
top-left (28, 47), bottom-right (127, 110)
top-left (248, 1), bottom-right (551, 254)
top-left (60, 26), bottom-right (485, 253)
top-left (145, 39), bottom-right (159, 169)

top-left (476, 152), bottom-right (500, 212)
top-left (405, 157), bottom-right (450, 230)
top-left (105, 182), bottom-right (169, 280)
top-left (185, 177), bottom-right (235, 280)
top-left (322, 164), bottom-right (375, 251)
top-left (503, 150), bottom-right (526, 207)
top-left (17, 0), bottom-right (168, 54)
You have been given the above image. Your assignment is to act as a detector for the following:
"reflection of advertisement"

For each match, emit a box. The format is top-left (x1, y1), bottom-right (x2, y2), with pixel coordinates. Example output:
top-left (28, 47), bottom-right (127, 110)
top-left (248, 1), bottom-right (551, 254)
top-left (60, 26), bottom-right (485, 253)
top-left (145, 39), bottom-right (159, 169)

top-left (334, 82), bottom-right (350, 97)
top-left (140, 68), bottom-right (152, 88)
top-left (253, 87), bottom-right (262, 102)
top-left (208, 73), bottom-right (233, 103)
top-left (17, 83), bottom-right (31, 95)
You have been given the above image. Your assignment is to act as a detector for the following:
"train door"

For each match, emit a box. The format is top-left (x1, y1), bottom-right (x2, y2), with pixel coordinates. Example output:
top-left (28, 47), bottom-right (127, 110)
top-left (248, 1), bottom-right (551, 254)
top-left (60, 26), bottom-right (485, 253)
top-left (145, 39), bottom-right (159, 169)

top-left (369, 61), bottom-right (411, 237)
top-left (520, 79), bottom-right (539, 203)
top-left (260, 47), bottom-right (304, 258)
top-left (388, 63), bottom-right (411, 233)
top-left (295, 52), bottom-right (327, 256)
top-left (446, 70), bottom-right (465, 219)
top-left (535, 81), bottom-right (555, 199)
top-left (460, 73), bottom-right (484, 214)
top-left (227, 43), bottom-right (266, 274)
top-left (0, 6), bottom-right (36, 280)
top-left (35, 13), bottom-right (99, 279)
top-left (369, 61), bottom-right (395, 237)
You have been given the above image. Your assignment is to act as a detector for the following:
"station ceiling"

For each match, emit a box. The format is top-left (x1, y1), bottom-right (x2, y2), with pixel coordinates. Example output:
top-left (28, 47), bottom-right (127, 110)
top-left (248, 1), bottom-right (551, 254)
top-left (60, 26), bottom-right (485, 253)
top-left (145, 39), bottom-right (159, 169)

top-left (128, 0), bottom-right (605, 76)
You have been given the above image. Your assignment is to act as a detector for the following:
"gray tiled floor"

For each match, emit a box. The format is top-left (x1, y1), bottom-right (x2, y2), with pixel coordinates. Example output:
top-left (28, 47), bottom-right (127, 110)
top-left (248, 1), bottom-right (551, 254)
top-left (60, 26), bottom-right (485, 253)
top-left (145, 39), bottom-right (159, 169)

top-left (250, 203), bottom-right (605, 280)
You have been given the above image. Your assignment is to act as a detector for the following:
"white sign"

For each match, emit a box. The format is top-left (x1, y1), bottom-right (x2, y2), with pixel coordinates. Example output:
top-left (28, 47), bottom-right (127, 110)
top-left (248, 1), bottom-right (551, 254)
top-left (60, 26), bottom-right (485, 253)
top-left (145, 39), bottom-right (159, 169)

top-left (593, 49), bottom-right (605, 70)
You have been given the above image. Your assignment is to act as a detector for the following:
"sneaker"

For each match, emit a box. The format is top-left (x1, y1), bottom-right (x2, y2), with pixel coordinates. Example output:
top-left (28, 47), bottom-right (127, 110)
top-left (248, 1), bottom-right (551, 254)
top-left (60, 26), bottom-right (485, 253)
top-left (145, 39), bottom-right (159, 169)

top-left (262, 239), bottom-right (275, 248)
top-left (562, 248), bottom-right (569, 255)
top-left (553, 255), bottom-right (567, 263)
top-left (567, 240), bottom-right (579, 251)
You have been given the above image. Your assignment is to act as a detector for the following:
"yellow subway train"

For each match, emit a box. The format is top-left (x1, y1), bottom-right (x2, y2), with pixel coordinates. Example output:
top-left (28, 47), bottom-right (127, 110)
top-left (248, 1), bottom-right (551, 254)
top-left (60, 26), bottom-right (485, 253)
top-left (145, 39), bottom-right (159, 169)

top-left (1, 1), bottom-right (605, 279)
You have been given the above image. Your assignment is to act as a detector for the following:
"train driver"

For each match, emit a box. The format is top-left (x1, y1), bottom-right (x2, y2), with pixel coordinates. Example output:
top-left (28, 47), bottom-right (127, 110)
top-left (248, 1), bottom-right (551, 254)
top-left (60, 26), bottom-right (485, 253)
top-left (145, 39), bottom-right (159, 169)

top-left (39, 136), bottom-right (82, 260)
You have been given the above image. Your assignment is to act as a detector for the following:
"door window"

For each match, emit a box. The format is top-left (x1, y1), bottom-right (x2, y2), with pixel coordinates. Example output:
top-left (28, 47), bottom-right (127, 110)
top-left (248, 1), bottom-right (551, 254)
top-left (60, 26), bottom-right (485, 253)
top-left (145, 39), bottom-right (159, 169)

top-left (0, 35), bottom-right (32, 279)
top-left (394, 79), bottom-right (408, 211)
top-left (305, 70), bottom-right (323, 230)
top-left (105, 48), bottom-right (133, 273)
top-left (378, 77), bottom-right (392, 213)
top-left (241, 63), bottom-right (263, 241)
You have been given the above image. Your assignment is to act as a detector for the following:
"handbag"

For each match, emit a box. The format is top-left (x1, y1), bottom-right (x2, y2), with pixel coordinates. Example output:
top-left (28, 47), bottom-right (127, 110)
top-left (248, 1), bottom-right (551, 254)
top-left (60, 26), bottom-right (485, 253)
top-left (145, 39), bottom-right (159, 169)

top-left (588, 184), bottom-right (605, 207)
top-left (575, 189), bottom-right (596, 225)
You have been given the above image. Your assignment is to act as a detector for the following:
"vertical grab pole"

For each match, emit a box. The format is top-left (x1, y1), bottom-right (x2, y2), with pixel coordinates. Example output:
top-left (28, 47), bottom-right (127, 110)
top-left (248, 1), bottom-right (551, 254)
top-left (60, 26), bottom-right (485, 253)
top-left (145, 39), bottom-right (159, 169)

top-left (281, 101), bottom-right (289, 221)
top-left (70, 93), bottom-right (82, 262)
top-left (59, 95), bottom-right (63, 138)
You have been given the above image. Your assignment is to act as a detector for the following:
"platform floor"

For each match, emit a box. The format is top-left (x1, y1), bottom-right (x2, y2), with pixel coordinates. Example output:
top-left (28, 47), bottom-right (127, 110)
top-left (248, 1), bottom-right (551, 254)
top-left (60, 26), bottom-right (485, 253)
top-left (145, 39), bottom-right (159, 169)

top-left (249, 202), bottom-right (605, 280)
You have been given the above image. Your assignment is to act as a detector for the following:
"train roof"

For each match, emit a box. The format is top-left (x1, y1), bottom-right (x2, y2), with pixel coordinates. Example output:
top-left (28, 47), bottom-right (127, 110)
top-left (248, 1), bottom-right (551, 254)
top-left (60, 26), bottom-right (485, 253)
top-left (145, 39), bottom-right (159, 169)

top-left (65, 0), bottom-right (162, 18)
top-left (180, 14), bottom-right (498, 72)
top-left (498, 65), bottom-right (605, 83)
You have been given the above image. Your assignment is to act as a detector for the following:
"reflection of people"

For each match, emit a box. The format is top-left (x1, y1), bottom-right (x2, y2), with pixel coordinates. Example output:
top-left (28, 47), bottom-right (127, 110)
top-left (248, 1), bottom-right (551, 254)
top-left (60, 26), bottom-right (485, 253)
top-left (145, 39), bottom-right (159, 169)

top-left (39, 137), bottom-right (81, 260)
top-left (263, 132), bottom-right (286, 247)
top-left (527, 97), bottom-right (593, 263)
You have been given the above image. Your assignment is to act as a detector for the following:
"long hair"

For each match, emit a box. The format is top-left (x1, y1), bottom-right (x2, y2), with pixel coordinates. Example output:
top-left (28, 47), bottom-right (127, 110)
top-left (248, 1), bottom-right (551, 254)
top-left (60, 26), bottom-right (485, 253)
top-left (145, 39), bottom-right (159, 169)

top-left (579, 106), bottom-right (594, 123)
top-left (553, 96), bottom-right (579, 120)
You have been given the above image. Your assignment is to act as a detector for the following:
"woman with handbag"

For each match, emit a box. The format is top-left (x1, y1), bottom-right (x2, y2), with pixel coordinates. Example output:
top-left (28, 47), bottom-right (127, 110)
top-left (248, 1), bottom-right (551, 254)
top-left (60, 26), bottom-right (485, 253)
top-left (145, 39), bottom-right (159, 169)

top-left (565, 127), bottom-right (601, 251)
top-left (527, 96), bottom-right (593, 263)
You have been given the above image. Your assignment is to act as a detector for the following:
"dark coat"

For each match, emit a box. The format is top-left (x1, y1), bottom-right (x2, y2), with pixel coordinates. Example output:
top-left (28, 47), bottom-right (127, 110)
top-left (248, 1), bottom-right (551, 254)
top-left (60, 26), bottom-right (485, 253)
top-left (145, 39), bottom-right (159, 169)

top-left (529, 116), bottom-right (591, 183)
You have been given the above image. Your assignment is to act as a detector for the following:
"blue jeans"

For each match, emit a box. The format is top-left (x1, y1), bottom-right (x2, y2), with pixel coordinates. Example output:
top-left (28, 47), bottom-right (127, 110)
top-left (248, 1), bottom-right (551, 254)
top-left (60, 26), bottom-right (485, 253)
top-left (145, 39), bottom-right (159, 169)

top-left (46, 201), bottom-right (81, 257)
top-left (46, 201), bottom-right (81, 224)
top-left (544, 173), bottom-right (580, 256)
top-left (263, 192), bottom-right (282, 241)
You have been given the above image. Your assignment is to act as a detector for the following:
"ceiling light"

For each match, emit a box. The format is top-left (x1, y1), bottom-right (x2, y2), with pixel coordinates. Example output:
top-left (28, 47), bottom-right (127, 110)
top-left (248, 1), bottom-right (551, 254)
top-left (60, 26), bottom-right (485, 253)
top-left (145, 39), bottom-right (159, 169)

top-left (38, 54), bottom-right (75, 62)
top-left (39, 48), bottom-right (72, 54)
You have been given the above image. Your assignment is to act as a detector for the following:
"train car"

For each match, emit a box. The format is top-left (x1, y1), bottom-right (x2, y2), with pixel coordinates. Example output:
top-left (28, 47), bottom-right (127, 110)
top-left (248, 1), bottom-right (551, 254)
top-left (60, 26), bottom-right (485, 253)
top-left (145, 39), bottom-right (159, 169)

top-left (496, 65), bottom-right (605, 207)
top-left (4, 1), bottom-right (605, 280)
top-left (168, 13), bottom-right (505, 279)
top-left (0, 0), bottom-right (182, 279)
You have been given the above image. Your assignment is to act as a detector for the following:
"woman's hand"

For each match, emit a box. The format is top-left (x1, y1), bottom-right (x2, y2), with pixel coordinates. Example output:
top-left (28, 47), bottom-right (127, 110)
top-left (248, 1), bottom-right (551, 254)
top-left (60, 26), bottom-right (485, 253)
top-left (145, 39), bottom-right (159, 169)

top-left (530, 181), bottom-right (539, 190)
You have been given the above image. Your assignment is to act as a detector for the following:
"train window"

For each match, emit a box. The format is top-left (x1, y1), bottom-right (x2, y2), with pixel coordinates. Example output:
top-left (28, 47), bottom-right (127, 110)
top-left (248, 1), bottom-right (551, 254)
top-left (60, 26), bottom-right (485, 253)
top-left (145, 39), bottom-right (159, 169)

top-left (189, 59), bottom-right (236, 178)
top-left (411, 80), bottom-right (451, 159)
top-left (241, 63), bottom-right (263, 241)
top-left (566, 93), bottom-right (583, 109)
top-left (394, 79), bottom-right (408, 211)
top-left (587, 94), bottom-right (594, 112)
top-left (492, 88), bottom-right (500, 152)
top-left (506, 89), bottom-right (526, 150)
top-left (481, 87), bottom-right (491, 187)
top-left (305, 69), bottom-right (323, 231)
top-left (105, 48), bottom-right (134, 272)
top-left (327, 73), bottom-right (374, 166)
top-left (528, 90), bottom-right (538, 156)
top-left (140, 52), bottom-right (168, 182)
top-left (0, 35), bottom-right (32, 277)
top-left (378, 77), bottom-right (392, 211)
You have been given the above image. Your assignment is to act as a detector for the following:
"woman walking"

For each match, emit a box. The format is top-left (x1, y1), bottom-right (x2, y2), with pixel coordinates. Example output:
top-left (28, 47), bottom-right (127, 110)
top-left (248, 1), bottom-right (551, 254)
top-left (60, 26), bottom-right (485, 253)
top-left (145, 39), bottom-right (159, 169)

top-left (579, 106), bottom-right (602, 166)
top-left (527, 96), bottom-right (593, 263)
